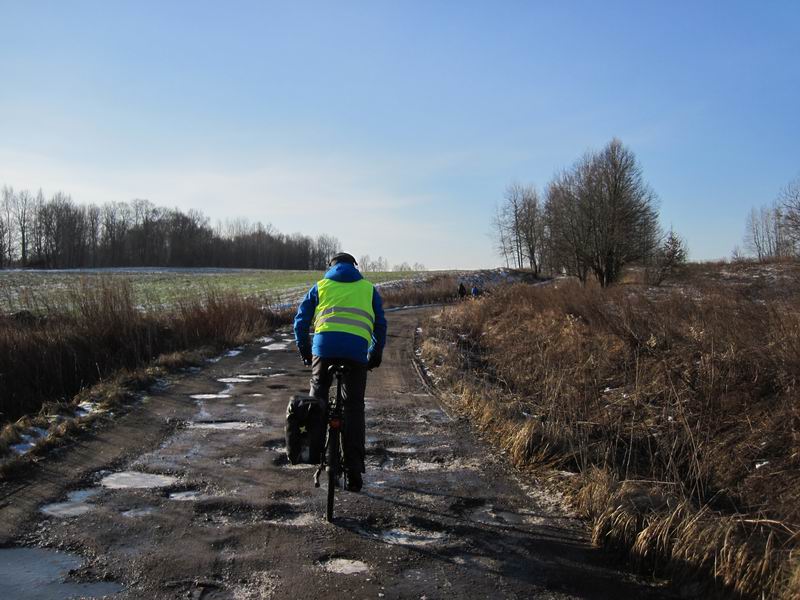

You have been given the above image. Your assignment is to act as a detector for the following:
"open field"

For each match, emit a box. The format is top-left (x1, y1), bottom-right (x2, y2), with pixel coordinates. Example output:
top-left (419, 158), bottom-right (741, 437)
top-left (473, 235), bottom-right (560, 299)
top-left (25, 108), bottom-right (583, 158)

top-left (0, 268), bottom-right (433, 314)
top-left (419, 260), bottom-right (800, 599)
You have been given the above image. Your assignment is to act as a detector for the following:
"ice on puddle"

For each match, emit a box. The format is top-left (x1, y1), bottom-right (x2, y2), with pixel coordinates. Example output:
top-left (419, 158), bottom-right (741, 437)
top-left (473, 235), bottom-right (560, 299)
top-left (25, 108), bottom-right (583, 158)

top-left (319, 558), bottom-right (370, 575)
top-left (262, 342), bottom-right (290, 351)
top-left (100, 471), bottom-right (178, 489)
top-left (41, 489), bottom-right (101, 518)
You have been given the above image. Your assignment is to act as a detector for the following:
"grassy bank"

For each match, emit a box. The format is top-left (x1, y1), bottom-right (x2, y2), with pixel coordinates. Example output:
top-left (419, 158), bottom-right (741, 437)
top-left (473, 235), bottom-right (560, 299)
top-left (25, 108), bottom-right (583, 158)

top-left (380, 274), bottom-right (460, 307)
top-left (420, 273), bottom-right (799, 598)
top-left (0, 278), bottom-right (292, 427)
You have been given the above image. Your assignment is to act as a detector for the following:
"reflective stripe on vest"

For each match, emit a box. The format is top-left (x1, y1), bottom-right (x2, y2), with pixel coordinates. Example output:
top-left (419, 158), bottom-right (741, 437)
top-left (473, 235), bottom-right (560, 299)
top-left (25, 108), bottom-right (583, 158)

top-left (314, 278), bottom-right (375, 343)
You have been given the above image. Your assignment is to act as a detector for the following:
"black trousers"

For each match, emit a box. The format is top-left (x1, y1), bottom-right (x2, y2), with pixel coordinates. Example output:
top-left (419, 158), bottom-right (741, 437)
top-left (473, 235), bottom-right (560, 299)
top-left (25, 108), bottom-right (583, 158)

top-left (309, 356), bottom-right (368, 473)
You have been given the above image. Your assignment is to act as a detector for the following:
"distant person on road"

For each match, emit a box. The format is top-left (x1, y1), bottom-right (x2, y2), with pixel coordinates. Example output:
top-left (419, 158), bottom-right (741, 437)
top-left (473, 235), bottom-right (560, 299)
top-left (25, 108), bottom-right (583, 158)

top-left (471, 285), bottom-right (481, 298)
top-left (458, 282), bottom-right (467, 300)
top-left (293, 252), bottom-right (387, 492)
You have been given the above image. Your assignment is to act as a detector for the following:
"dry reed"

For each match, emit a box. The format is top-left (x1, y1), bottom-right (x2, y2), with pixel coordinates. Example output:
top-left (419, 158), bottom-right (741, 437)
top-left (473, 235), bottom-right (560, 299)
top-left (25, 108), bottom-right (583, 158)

top-left (422, 269), bottom-right (800, 599)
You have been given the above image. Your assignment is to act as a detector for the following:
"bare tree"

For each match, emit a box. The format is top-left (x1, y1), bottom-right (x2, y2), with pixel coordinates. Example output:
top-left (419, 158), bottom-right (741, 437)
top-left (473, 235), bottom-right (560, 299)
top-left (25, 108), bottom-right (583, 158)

top-left (780, 176), bottom-right (800, 249)
top-left (541, 139), bottom-right (661, 286)
top-left (14, 189), bottom-right (33, 265)
top-left (1, 186), bottom-right (16, 265)
top-left (745, 201), bottom-right (792, 260)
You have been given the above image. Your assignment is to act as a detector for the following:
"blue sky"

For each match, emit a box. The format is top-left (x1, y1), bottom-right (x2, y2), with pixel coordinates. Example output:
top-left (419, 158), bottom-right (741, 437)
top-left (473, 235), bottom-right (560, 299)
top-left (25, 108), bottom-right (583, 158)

top-left (1, 1), bottom-right (798, 268)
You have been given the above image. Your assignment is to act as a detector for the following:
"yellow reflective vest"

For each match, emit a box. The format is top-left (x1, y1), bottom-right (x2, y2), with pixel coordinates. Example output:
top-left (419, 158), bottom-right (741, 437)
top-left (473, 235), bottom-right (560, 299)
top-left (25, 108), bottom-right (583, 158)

top-left (314, 278), bottom-right (375, 344)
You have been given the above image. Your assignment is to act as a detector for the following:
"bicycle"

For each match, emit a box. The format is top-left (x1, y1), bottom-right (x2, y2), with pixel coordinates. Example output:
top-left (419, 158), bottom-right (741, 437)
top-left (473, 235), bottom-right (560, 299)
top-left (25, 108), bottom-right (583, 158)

top-left (313, 364), bottom-right (350, 522)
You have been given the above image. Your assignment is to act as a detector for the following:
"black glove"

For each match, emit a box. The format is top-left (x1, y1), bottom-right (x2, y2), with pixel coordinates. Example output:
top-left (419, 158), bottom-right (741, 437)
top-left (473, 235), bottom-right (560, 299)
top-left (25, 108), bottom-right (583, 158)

top-left (367, 350), bottom-right (382, 371)
top-left (299, 347), bottom-right (312, 366)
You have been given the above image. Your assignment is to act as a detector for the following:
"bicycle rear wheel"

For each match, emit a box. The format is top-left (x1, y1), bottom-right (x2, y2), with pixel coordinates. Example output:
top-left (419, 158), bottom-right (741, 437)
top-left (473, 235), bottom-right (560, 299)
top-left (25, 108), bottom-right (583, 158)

top-left (326, 428), bottom-right (339, 522)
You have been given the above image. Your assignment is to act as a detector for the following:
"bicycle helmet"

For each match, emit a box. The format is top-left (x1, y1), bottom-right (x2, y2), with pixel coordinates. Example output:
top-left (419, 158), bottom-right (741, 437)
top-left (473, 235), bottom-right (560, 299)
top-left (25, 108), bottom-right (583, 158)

top-left (328, 252), bottom-right (358, 267)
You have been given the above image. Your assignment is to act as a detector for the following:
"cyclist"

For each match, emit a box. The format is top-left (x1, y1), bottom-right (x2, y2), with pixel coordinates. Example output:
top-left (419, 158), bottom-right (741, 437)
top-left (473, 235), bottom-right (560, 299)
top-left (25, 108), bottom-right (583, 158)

top-left (293, 252), bottom-right (387, 492)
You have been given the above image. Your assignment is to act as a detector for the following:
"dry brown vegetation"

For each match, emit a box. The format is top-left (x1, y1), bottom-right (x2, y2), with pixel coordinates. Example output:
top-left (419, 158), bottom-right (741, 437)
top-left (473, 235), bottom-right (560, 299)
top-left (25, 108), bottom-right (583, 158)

top-left (421, 265), bottom-right (800, 599)
top-left (380, 274), bottom-right (460, 307)
top-left (0, 278), bottom-right (293, 426)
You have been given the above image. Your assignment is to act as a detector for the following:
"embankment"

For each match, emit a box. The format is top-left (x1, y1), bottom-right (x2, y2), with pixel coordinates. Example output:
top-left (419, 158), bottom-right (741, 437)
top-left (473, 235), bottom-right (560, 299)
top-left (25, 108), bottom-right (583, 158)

top-left (419, 276), bottom-right (799, 599)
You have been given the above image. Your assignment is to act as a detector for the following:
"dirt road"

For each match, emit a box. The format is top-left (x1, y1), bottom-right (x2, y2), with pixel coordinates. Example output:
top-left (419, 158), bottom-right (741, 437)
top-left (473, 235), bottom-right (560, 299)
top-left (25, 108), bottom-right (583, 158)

top-left (0, 308), bottom-right (674, 599)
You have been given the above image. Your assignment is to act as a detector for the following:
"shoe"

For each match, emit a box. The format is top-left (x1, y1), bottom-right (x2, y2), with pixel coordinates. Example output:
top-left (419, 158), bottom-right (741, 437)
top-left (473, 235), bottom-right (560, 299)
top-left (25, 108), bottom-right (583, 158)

top-left (346, 470), bottom-right (362, 492)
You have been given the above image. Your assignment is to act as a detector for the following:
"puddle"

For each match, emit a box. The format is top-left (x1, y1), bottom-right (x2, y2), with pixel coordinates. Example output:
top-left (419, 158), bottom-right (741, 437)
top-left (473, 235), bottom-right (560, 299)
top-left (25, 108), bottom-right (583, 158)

top-left (319, 558), bottom-right (370, 575)
top-left (217, 377), bottom-right (252, 384)
top-left (262, 343), bottom-right (289, 351)
top-left (195, 400), bottom-right (212, 420)
top-left (100, 471), bottom-right (178, 489)
top-left (237, 374), bottom-right (269, 379)
top-left (121, 507), bottom-right (156, 518)
top-left (390, 459), bottom-right (444, 472)
top-left (169, 490), bottom-right (205, 501)
top-left (266, 513), bottom-right (318, 527)
top-left (190, 393), bottom-right (231, 400)
top-left (187, 421), bottom-right (260, 430)
top-left (385, 446), bottom-right (417, 455)
top-left (41, 489), bottom-right (101, 518)
top-left (362, 527), bottom-right (447, 547)
top-left (467, 505), bottom-right (542, 527)
top-left (225, 348), bottom-right (244, 357)
top-left (0, 547), bottom-right (123, 599)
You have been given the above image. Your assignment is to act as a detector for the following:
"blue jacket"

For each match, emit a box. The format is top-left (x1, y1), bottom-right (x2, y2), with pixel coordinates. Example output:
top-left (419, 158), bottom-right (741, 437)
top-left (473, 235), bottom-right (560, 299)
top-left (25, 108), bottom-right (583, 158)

top-left (293, 263), bottom-right (387, 363)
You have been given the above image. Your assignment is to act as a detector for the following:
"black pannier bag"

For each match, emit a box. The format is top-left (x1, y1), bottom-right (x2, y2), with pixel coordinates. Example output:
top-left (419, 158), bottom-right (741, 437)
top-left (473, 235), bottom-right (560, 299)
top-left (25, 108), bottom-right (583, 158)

top-left (285, 395), bottom-right (326, 464)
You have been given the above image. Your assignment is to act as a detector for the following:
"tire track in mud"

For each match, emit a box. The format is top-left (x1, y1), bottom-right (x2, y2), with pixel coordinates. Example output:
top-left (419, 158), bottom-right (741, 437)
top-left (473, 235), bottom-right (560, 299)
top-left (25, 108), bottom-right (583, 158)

top-left (0, 309), bottom-right (675, 599)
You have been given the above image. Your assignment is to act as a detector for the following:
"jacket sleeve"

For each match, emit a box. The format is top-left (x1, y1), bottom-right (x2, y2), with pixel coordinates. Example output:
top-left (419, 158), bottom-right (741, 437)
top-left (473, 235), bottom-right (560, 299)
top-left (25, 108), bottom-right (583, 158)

top-left (370, 288), bottom-right (387, 354)
top-left (293, 284), bottom-right (318, 353)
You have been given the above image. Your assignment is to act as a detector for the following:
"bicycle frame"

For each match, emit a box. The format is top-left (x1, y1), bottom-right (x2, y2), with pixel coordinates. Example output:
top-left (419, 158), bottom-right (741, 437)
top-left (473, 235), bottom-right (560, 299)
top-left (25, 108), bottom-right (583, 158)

top-left (313, 364), bottom-right (348, 522)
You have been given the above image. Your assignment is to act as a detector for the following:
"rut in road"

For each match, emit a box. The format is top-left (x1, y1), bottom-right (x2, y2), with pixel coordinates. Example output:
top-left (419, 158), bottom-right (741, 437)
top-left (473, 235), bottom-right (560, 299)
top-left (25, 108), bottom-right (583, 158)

top-left (0, 308), bottom-right (675, 600)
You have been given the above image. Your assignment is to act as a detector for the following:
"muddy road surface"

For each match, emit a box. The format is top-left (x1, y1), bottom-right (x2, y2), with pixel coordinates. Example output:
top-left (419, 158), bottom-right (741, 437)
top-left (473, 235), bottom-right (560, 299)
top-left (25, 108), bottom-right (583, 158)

top-left (0, 308), bottom-right (674, 599)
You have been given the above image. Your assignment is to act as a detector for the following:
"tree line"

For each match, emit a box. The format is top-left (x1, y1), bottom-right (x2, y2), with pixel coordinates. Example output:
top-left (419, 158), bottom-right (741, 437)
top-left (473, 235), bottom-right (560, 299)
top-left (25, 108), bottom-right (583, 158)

top-left (738, 177), bottom-right (800, 261)
top-left (0, 187), bottom-right (344, 270)
top-left (493, 138), bottom-right (685, 287)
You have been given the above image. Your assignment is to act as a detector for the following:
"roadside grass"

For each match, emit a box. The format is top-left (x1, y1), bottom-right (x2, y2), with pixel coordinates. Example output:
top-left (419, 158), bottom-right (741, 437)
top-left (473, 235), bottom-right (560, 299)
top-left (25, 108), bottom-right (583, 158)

top-left (0, 277), bottom-right (293, 427)
top-left (420, 272), bottom-right (800, 599)
top-left (380, 274), bottom-right (460, 307)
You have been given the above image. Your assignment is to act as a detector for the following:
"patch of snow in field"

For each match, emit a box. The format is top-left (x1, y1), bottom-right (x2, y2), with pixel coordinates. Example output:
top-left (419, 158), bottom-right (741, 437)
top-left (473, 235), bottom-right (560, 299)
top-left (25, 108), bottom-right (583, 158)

top-left (190, 393), bottom-right (231, 400)
top-left (755, 460), bottom-right (770, 469)
top-left (9, 427), bottom-right (50, 455)
top-left (75, 400), bottom-right (104, 417)
top-left (217, 377), bottom-right (251, 384)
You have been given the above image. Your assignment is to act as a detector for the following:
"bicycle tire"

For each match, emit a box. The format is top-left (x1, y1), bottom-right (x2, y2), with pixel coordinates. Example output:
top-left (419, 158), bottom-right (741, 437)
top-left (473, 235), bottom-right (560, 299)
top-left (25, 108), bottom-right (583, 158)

top-left (326, 428), bottom-right (339, 522)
